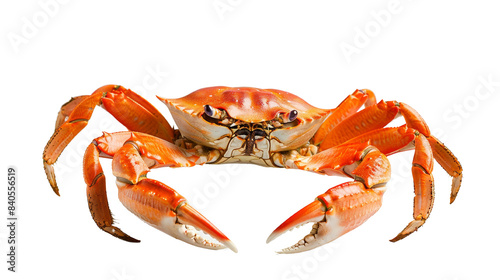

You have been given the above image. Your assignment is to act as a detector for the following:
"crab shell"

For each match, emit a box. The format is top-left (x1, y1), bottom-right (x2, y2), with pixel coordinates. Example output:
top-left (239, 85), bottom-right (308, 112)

top-left (158, 87), bottom-right (332, 154)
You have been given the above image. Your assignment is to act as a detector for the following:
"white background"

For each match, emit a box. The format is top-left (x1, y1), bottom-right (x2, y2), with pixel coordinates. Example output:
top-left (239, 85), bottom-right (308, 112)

top-left (1, 1), bottom-right (499, 279)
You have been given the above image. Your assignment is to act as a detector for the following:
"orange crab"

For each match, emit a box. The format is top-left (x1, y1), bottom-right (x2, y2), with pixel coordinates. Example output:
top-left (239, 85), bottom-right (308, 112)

top-left (43, 85), bottom-right (462, 253)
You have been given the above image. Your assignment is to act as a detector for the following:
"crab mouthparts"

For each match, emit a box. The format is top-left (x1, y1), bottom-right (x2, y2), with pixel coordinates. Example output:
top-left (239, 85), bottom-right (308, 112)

top-left (234, 128), bottom-right (268, 155)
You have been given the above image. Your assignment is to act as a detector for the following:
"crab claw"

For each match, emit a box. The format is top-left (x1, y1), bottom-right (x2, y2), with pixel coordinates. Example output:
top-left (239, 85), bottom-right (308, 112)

top-left (267, 182), bottom-right (385, 254)
top-left (118, 178), bottom-right (237, 253)
top-left (266, 199), bottom-right (328, 253)
top-left (168, 202), bottom-right (238, 253)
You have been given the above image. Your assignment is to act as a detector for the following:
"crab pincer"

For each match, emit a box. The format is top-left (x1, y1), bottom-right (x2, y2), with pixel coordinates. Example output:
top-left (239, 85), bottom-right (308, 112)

top-left (118, 179), bottom-right (237, 252)
top-left (267, 182), bottom-right (385, 253)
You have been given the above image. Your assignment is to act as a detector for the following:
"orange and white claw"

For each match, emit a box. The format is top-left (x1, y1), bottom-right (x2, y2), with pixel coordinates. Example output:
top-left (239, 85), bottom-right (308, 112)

top-left (118, 178), bottom-right (237, 252)
top-left (267, 182), bottom-right (385, 254)
top-left (266, 199), bottom-right (337, 254)
top-left (171, 202), bottom-right (238, 252)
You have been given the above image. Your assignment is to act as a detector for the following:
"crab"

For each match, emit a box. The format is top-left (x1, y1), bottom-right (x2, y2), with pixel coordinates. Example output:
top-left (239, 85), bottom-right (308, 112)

top-left (43, 85), bottom-right (462, 253)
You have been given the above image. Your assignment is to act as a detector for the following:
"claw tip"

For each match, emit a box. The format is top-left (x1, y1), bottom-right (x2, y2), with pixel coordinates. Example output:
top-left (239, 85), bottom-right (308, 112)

top-left (266, 233), bottom-right (278, 244)
top-left (224, 240), bottom-right (238, 253)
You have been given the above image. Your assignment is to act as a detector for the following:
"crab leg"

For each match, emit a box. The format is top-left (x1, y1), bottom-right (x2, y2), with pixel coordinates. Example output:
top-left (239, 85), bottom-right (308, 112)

top-left (341, 126), bottom-right (439, 242)
top-left (312, 89), bottom-right (376, 145)
top-left (398, 103), bottom-right (462, 202)
top-left (317, 100), bottom-right (400, 151)
top-left (390, 133), bottom-right (434, 242)
top-left (342, 125), bottom-right (417, 155)
top-left (317, 98), bottom-right (462, 203)
top-left (426, 136), bottom-right (462, 203)
top-left (43, 85), bottom-right (174, 195)
top-left (268, 143), bottom-right (391, 253)
top-left (84, 140), bottom-right (139, 242)
top-left (85, 132), bottom-right (236, 252)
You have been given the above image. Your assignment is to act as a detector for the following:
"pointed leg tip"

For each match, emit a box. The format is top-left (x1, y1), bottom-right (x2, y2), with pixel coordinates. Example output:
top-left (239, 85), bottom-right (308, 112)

top-left (125, 236), bottom-right (141, 243)
top-left (48, 178), bottom-right (60, 196)
top-left (103, 226), bottom-right (140, 243)
top-left (49, 178), bottom-right (60, 196)
top-left (391, 219), bottom-right (426, 242)
top-left (44, 160), bottom-right (61, 196)
top-left (389, 234), bottom-right (405, 243)
top-left (52, 187), bottom-right (60, 196)
top-left (127, 238), bottom-right (141, 243)
top-left (450, 173), bottom-right (462, 204)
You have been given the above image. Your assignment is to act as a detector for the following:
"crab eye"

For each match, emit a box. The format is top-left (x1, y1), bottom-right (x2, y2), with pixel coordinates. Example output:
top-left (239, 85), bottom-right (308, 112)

top-left (281, 110), bottom-right (298, 123)
top-left (204, 105), bottom-right (215, 117)
top-left (288, 110), bottom-right (298, 122)
top-left (204, 105), bottom-right (224, 119)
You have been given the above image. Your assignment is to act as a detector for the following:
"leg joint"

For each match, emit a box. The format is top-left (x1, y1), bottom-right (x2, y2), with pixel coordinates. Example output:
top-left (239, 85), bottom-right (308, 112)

top-left (124, 140), bottom-right (140, 152)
